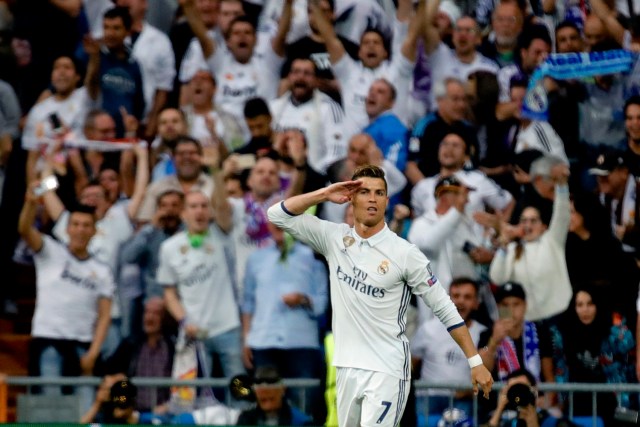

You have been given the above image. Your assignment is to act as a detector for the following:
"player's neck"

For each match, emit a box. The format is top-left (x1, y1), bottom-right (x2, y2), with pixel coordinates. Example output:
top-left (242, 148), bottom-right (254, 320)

top-left (68, 243), bottom-right (90, 259)
top-left (354, 220), bottom-right (385, 239)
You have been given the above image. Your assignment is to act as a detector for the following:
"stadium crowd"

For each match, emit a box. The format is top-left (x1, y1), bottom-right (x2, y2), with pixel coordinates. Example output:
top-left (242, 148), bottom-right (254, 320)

top-left (2, 0), bottom-right (640, 424)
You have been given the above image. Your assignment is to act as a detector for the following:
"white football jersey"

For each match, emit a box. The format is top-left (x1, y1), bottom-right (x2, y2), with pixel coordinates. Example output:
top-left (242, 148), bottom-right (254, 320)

top-left (270, 91), bottom-right (349, 174)
top-left (208, 47), bottom-right (283, 126)
top-left (268, 202), bottom-right (463, 380)
top-left (427, 43), bottom-right (499, 110)
top-left (333, 54), bottom-right (414, 130)
top-left (131, 23), bottom-right (176, 116)
top-left (22, 88), bottom-right (91, 150)
top-left (32, 236), bottom-right (114, 342)
top-left (179, 29), bottom-right (227, 83)
top-left (157, 226), bottom-right (240, 337)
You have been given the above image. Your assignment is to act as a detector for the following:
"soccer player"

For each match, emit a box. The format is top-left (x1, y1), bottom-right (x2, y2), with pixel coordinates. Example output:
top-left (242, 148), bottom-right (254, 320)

top-left (267, 165), bottom-right (493, 426)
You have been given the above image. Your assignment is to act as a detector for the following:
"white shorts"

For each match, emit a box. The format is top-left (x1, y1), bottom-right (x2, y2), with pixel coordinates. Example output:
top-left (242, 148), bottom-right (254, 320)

top-left (336, 367), bottom-right (409, 427)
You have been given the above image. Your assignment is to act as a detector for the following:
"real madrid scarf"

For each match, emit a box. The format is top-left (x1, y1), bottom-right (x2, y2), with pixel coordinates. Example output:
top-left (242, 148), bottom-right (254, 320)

top-left (522, 49), bottom-right (637, 121)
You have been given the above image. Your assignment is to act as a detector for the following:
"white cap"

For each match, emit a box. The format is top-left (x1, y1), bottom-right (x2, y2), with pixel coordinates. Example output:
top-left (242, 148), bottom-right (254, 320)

top-left (438, 0), bottom-right (462, 25)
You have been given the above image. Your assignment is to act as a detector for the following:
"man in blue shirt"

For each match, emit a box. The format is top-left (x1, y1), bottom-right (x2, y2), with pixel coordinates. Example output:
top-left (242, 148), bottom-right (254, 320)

top-left (241, 221), bottom-right (328, 379)
top-left (362, 78), bottom-right (409, 172)
top-left (84, 6), bottom-right (145, 137)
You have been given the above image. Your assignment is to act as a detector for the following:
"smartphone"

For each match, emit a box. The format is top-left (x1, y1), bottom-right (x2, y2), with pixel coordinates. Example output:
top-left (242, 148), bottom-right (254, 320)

top-left (49, 113), bottom-right (63, 132)
top-left (462, 241), bottom-right (477, 254)
top-left (236, 154), bottom-right (256, 170)
top-left (33, 175), bottom-right (59, 196)
top-left (498, 306), bottom-right (512, 319)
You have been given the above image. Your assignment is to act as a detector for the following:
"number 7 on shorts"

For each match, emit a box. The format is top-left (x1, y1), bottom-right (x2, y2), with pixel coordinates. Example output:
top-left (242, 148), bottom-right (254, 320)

top-left (376, 401), bottom-right (392, 424)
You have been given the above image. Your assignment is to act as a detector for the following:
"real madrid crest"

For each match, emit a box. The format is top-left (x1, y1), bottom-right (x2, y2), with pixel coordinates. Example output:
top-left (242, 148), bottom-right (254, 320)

top-left (180, 245), bottom-right (189, 254)
top-left (205, 244), bottom-right (214, 254)
top-left (377, 260), bottom-right (389, 275)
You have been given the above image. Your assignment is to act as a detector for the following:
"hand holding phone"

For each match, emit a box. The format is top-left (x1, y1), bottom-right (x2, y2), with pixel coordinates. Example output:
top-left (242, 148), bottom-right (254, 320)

top-left (33, 175), bottom-right (59, 196)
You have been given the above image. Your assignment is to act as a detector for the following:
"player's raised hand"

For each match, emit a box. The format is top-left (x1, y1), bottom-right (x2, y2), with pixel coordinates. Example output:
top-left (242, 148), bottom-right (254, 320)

top-left (471, 364), bottom-right (493, 399)
top-left (324, 180), bottom-right (363, 204)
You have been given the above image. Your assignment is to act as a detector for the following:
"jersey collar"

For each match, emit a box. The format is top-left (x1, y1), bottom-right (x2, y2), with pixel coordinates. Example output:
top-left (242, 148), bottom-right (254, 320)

top-left (352, 224), bottom-right (389, 247)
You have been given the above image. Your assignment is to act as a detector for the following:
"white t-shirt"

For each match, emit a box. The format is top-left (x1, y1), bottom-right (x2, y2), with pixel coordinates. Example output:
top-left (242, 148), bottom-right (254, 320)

top-left (32, 236), bottom-right (114, 342)
top-left (411, 319), bottom-right (486, 396)
top-left (515, 121), bottom-right (568, 163)
top-left (179, 29), bottom-right (227, 83)
top-left (411, 169), bottom-right (513, 220)
top-left (157, 226), bottom-right (240, 337)
top-left (268, 203), bottom-right (463, 380)
top-left (270, 91), bottom-right (349, 173)
top-left (53, 203), bottom-right (134, 274)
top-left (131, 23), bottom-right (176, 116)
top-left (22, 88), bottom-right (91, 150)
top-left (208, 47), bottom-right (283, 126)
top-left (427, 43), bottom-right (499, 109)
top-left (333, 53), bottom-right (414, 130)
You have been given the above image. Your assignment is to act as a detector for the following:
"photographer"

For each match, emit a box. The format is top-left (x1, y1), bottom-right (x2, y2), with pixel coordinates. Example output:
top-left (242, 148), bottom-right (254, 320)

top-left (488, 369), bottom-right (575, 427)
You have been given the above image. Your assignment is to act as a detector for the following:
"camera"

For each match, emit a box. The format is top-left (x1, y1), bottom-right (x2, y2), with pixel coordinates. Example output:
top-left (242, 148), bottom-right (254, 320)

top-left (506, 383), bottom-right (536, 409)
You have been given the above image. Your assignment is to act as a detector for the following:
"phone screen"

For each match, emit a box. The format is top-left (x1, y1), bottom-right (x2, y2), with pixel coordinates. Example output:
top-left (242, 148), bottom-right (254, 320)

top-left (498, 306), bottom-right (512, 319)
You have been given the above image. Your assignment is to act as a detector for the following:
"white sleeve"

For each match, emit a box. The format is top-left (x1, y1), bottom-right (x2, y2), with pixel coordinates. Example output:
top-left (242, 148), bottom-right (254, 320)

top-left (98, 267), bottom-right (116, 299)
top-left (540, 122), bottom-right (569, 163)
top-left (408, 209), bottom-right (464, 256)
top-left (257, 47), bottom-right (285, 101)
top-left (391, 17), bottom-right (408, 60)
top-left (381, 159), bottom-right (407, 197)
top-left (410, 181), bottom-right (431, 218)
top-left (156, 240), bottom-right (178, 286)
top-left (332, 54), bottom-right (358, 86)
top-left (547, 184), bottom-right (570, 245)
top-left (478, 175), bottom-right (513, 212)
top-left (53, 211), bottom-right (71, 243)
top-left (267, 202), bottom-right (334, 256)
top-left (404, 246), bottom-right (464, 329)
top-left (489, 246), bottom-right (516, 285)
top-left (319, 101), bottom-right (348, 172)
top-left (179, 38), bottom-right (207, 83)
top-left (153, 35), bottom-right (177, 91)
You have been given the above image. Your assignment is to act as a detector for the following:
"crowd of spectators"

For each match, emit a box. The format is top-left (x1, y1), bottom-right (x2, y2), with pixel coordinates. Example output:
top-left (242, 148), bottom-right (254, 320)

top-left (3, 0), bottom-right (640, 424)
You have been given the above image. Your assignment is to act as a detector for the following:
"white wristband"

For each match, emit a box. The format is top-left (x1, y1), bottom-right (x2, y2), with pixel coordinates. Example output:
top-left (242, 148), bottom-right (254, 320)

top-left (468, 354), bottom-right (483, 368)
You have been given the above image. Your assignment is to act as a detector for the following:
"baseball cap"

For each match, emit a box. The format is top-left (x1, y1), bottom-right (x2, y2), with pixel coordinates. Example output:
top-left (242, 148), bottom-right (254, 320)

top-left (495, 282), bottom-right (526, 303)
top-left (588, 152), bottom-right (627, 176)
top-left (434, 176), bottom-right (475, 197)
top-left (253, 365), bottom-right (282, 386)
top-left (110, 379), bottom-right (137, 409)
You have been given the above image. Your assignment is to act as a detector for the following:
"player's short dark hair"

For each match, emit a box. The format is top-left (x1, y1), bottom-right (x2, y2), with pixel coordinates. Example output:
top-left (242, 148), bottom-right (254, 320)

top-left (244, 97), bottom-right (271, 119)
top-left (351, 165), bottom-right (387, 193)
top-left (156, 189), bottom-right (185, 207)
top-left (625, 95), bottom-right (640, 117)
top-left (104, 6), bottom-right (133, 31)
top-left (69, 203), bottom-right (97, 222)
top-left (54, 55), bottom-right (84, 78)
top-left (172, 135), bottom-right (203, 156)
top-left (449, 277), bottom-right (479, 293)
top-left (225, 15), bottom-right (256, 39)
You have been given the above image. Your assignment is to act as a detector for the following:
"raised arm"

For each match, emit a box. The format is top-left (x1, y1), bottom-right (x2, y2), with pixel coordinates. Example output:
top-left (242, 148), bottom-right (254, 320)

top-left (204, 144), bottom-right (233, 233)
top-left (309, 0), bottom-right (346, 64)
top-left (126, 143), bottom-right (150, 220)
top-left (18, 186), bottom-right (44, 252)
top-left (281, 181), bottom-right (362, 215)
top-left (589, 1), bottom-right (626, 46)
top-left (83, 36), bottom-right (101, 100)
top-left (401, 0), bottom-right (426, 62)
top-left (271, 0), bottom-right (294, 57)
top-left (423, 0), bottom-right (442, 54)
top-left (180, 0), bottom-right (215, 58)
